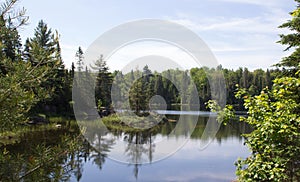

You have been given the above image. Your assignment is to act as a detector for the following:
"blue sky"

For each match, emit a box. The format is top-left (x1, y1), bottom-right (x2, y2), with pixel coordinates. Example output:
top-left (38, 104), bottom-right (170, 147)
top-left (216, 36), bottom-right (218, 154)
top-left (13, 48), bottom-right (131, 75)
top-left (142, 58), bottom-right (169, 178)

top-left (17, 0), bottom-right (296, 70)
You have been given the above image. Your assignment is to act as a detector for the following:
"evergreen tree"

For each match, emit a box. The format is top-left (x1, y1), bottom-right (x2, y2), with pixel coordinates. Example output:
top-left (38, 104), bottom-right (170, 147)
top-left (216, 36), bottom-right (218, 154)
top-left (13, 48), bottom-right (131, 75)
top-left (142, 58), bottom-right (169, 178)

top-left (277, 0), bottom-right (300, 76)
top-left (242, 68), bottom-right (249, 88)
top-left (0, 0), bottom-right (53, 129)
top-left (25, 20), bottom-right (68, 114)
top-left (179, 71), bottom-right (189, 105)
top-left (129, 77), bottom-right (145, 114)
top-left (0, 18), bottom-right (22, 62)
top-left (265, 69), bottom-right (272, 89)
top-left (75, 46), bottom-right (84, 72)
top-left (71, 62), bottom-right (75, 78)
top-left (92, 55), bottom-right (113, 108)
top-left (25, 20), bottom-right (57, 66)
top-left (127, 66), bottom-right (157, 114)
top-left (154, 74), bottom-right (164, 97)
top-left (142, 65), bottom-right (154, 109)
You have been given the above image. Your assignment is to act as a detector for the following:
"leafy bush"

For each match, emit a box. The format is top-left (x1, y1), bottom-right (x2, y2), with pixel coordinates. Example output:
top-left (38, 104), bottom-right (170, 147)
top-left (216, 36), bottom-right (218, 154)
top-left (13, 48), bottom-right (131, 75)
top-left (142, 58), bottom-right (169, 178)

top-left (235, 75), bottom-right (300, 181)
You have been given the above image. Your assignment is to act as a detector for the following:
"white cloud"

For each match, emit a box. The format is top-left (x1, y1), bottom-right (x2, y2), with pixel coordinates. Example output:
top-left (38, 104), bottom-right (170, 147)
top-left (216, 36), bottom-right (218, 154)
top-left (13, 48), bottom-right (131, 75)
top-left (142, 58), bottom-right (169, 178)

top-left (164, 3), bottom-right (293, 70)
top-left (169, 12), bottom-right (288, 34)
top-left (58, 0), bottom-right (293, 71)
top-left (215, 0), bottom-right (290, 8)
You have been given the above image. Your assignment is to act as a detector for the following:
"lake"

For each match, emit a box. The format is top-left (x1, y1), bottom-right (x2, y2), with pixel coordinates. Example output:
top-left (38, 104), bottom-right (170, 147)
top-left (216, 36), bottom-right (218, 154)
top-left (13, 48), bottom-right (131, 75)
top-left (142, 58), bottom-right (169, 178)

top-left (0, 113), bottom-right (251, 182)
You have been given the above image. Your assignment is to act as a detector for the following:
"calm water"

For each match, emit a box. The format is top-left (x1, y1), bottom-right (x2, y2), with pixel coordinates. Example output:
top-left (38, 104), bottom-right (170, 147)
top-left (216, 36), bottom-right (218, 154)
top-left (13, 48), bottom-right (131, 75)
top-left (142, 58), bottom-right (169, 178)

top-left (1, 113), bottom-right (251, 182)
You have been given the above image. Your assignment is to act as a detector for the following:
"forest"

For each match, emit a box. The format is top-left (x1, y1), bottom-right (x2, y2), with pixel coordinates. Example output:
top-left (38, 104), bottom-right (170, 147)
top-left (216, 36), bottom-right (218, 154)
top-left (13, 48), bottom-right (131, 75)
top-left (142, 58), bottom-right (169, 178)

top-left (0, 15), bottom-right (281, 128)
top-left (0, 0), bottom-right (299, 181)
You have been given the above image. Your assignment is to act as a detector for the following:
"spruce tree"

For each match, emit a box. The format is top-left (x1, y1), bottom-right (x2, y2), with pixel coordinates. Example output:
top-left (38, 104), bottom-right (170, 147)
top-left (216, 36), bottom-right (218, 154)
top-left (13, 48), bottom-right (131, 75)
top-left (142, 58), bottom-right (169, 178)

top-left (92, 55), bottom-right (113, 108)
top-left (277, 0), bottom-right (300, 76)
top-left (75, 46), bottom-right (84, 72)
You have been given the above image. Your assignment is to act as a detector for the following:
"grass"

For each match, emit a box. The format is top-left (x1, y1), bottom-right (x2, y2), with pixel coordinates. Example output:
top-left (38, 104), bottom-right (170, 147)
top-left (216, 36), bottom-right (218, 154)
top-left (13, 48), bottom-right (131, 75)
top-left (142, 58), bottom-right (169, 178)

top-left (77, 114), bottom-right (170, 133)
top-left (0, 116), bottom-right (77, 146)
top-left (0, 113), bottom-right (171, 147)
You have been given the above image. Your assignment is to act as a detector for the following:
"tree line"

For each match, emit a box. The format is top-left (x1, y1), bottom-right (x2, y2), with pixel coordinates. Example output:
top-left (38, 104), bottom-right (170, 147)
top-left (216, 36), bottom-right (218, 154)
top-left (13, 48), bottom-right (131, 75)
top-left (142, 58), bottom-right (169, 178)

top-left (0, 0), bottom-right (285, 130)
top-left (76, 56), bottom-right (280, 115)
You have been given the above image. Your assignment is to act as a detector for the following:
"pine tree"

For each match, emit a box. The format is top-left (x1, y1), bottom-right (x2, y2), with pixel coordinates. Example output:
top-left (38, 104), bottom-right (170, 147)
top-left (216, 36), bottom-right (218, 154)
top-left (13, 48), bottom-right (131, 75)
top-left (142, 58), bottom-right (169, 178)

top-left (25, 20), bottom-right (57, 66)
top-left (277, 0), bottom-right (300, 76)
top-left (75, 47), bottom-right (84, 72)
top-left (0, 0), bottom-right (53, 129)
top-left (71, 62), bottom-right (75, 78)
top-left (92, 55), bottom-right (113, 108)
top-left (265, 69), bottom-right (272, 89)
top-left (129, 78), bottom-right (145, 114)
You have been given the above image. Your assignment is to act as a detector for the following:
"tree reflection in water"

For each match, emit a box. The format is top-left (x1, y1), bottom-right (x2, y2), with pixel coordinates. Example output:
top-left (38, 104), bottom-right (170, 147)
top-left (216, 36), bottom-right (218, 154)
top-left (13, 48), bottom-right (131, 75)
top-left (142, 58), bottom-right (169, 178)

top-left (0, 116), bottom-right (251, 181)
top-left (123, 131), bottom-right (156, 179)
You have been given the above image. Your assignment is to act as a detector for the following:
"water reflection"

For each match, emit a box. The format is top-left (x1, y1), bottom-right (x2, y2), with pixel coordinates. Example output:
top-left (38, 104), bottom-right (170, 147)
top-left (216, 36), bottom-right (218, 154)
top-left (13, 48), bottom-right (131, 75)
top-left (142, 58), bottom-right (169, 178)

top-left (0, 115), bottom-right (251, 181)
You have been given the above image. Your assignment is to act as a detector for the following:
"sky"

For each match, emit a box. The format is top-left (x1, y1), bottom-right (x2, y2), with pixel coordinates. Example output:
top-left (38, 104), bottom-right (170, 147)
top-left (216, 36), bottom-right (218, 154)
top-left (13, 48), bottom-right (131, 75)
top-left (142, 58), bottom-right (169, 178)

top-left (16, 0), bottom-right (296, 71)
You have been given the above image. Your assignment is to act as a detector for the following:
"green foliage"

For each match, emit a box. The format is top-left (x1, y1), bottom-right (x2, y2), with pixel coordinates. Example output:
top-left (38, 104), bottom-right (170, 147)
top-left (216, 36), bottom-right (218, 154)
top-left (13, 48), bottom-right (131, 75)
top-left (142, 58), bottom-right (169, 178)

top-left (75, 46), bottom-right (84, 72)
top-left (93, 55), bottom-right (113, 108)
top-left (235, 75), bottom-right (300, 181)
top-left (209, 74), bottom-right (299, 181)
top-left (277, 1), bottom-right (300, 76)
top-left (97, 99), bottom-right (103, 111)
top-left (0, 125), bottom-right (84, 181)
top-left (0, 0), bottom-right (73, 131)
top-left (129, 74), bottom-right (147, 113)
top-left (191, 67), bottom-right (276, 111)
top-left (127, 67), bottom-right (181, 113)
top-left (91, 114), bottom-right (168, 133)
top-left (206, 100), bottom-right (235, 125)
top-left (233, 2), bottom-right (300, 179)
top-left (24, 20), bottom-right (72, 115)
top-left (208, 1), bottom-right (300, 180)
top-left (0, 59), bottom-right (50, 130)
top-left (0, 1), bottom-right (53, 130)
top-left (111, 66), bottom-right (276, 113)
